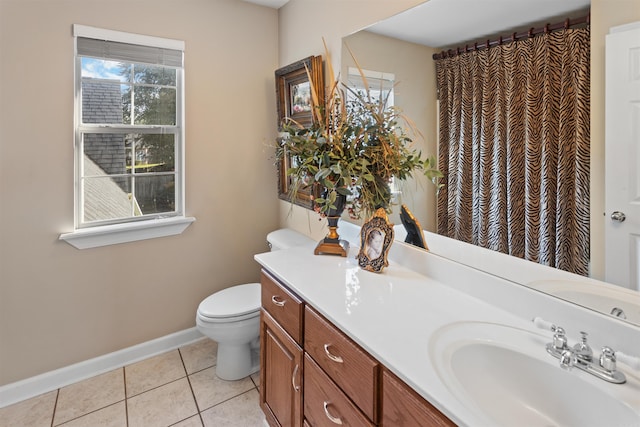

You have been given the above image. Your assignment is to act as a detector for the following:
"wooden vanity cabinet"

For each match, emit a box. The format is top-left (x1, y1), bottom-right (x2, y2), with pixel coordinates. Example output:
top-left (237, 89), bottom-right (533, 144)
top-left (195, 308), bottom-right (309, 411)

top-left (381, 369), bottom-right (456, 427)
top-left (260, 269), bottom-right (455, 427)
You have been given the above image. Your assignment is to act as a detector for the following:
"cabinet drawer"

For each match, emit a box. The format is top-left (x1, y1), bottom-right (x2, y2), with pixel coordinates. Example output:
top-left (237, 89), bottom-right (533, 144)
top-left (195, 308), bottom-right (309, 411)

top-left (303, 354), bottom-right (374, 427)
top-left (261, 270), bottom-right (304, 345)
top-left (304, 307), bottom-right (379, 423)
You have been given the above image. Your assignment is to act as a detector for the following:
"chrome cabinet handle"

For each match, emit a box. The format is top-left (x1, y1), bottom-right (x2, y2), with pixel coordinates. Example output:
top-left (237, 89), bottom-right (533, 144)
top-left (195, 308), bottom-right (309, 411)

top-left (611, 211), bottom-right (626, 222)
top-left (271, 296), bottom-right (286, 307)
top-left (323, 344), bottom-right (344, 363)
top-left (323, 401), bottom-right (343, 425)
top-left (291, 363), bottom-right (300, 392)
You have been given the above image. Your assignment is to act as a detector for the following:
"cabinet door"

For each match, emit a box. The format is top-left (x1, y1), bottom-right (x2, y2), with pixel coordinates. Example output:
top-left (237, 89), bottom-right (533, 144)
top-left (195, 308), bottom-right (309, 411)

top-left (382, 369), bottom-right (456, 427)
top-left (261, 310), bottom-right (303, 427)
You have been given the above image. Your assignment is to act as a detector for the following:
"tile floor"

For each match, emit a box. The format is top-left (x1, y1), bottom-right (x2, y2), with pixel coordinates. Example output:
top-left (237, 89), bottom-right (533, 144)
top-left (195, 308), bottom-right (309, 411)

top-left (0, 339), bottom-right (266, 427)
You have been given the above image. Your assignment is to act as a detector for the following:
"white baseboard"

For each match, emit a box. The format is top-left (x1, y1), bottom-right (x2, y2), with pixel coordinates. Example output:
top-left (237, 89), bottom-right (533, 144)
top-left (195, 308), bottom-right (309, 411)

top-left (0, 327), bottom-right (204, 408)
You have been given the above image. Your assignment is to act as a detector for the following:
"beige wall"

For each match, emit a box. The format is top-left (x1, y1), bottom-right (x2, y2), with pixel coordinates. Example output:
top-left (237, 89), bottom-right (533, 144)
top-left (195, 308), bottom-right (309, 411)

top-left (590, 0), bottom-right (640, 279)
top-left (0, 0), bottom-right (279, 385)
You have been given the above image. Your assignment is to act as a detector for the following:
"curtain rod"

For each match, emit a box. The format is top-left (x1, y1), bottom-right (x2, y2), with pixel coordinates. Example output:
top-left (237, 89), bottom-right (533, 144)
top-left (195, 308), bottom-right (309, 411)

top-left (432, 13), bottom-right (590, 60)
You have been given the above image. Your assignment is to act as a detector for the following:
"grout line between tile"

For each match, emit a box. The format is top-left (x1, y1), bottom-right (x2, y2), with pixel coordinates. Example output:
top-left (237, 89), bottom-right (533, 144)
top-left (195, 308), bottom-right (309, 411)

top-left (122, 367), bottom-right (129, 427)
top-left (179, 347), bottom-right (206, 426)
top-left (53, 400), bottom-right (126, 427)
top-left (167, 415), bottom-right (198, 427)
top-left (185, 365), bottom-right (215, 376)
top-left (196, 387), bottom-right (258, 415)
top-left (250, 375), bottom-right (259, 390)
top-left (188, 388), bottom-right (206, 426)
top-left (50, 389), bottom-right (59, 427)
top-left (126, 376), bottom-right (188, 400)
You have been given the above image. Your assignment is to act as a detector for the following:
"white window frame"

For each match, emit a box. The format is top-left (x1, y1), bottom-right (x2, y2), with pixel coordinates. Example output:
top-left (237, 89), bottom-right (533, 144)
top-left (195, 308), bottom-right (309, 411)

top-left (347, 67), bottom-right (395, 107)
top-left (60, 25), bottom-right (194, 249)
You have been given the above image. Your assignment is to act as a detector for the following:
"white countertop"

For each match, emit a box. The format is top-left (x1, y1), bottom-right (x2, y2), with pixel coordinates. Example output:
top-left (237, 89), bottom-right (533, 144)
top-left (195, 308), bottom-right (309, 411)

top-left (256, 223), bottom-right (640, 425)
top-left (254, 242), bottom-right (553, 426)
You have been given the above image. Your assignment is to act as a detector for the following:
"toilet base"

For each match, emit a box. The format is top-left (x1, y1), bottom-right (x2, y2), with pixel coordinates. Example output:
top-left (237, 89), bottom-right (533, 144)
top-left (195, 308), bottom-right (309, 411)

top-left (216, 341), bottom-right (260, 381)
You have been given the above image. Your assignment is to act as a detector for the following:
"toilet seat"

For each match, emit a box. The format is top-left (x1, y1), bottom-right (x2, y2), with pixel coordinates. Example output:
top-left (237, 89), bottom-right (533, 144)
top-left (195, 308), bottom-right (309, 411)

top-left (197, 282), bottom-right (261, 323)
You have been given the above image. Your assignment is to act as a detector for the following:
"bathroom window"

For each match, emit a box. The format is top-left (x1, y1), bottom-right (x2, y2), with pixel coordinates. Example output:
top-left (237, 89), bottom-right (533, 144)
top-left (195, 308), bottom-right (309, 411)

top-left (346, 67), bottom-right (395, 109)
top-left (60, 25), bottom-right (193, 249)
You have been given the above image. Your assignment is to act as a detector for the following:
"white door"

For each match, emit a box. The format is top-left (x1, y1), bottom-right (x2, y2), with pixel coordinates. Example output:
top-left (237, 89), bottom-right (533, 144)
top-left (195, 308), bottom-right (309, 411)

top-left (605, 23), bottom-right (640, 291)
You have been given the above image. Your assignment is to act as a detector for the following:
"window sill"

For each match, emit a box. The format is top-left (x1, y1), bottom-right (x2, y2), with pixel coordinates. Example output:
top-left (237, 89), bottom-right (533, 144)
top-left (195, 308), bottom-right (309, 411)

top-left (59, 216), bottom-right (196, 249)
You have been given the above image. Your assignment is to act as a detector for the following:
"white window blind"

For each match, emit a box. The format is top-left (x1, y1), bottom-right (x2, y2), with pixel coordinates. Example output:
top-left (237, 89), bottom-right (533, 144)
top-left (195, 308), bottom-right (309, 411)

top-left (76, 37), bottom-right (183, 68)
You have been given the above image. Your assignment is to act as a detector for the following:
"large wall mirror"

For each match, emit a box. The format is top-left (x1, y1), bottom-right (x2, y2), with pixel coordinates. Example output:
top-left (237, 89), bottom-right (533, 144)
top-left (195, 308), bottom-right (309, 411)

top-left (341, 0), bottom-right (640, 328)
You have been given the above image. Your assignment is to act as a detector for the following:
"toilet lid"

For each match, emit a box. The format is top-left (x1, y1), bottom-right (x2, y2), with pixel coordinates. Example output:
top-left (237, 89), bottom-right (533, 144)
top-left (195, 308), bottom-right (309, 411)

top-left (198, 283), bottom-right (261, 320)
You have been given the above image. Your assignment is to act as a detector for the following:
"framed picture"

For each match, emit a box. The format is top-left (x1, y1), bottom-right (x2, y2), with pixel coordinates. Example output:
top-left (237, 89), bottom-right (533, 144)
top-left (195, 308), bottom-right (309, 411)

top-left (357, 208), bottom-right (395, 273)
top-left (399, 204), bottom-right (429, 250)
top-left (275, 55), bottom-right (324, 130)
top-left (275, 56), bottom-right (324, 208)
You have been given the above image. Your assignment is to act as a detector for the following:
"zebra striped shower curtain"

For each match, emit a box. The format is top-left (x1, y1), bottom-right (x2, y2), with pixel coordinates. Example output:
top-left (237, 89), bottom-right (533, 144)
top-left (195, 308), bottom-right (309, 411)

top-left (435, 27), bottom-right (590, 275)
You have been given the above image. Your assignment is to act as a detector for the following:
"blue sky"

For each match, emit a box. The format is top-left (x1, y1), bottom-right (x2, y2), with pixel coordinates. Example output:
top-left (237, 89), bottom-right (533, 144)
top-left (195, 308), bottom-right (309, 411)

top-left (81, 58), bottom-right (126, 81)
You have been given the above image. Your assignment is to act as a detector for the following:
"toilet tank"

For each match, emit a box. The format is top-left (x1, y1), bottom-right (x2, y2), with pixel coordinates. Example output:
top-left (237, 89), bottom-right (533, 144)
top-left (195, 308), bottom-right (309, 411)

top-left (267, 229), bottom-right (314, 251)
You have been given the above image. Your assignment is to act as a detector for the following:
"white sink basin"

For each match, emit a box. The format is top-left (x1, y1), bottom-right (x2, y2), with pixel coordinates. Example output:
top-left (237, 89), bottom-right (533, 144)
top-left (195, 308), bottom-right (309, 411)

top-left (429, 321), bottom-right (640, 426)
top-left (529, 279), bottom-right (640, 324)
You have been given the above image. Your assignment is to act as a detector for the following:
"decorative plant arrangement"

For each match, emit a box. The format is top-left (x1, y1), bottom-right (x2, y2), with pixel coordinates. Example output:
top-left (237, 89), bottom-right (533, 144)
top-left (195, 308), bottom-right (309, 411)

top-left (275, 43), bottom-right (441, 263)
top-left (277, 49), bottom-right (440, 219)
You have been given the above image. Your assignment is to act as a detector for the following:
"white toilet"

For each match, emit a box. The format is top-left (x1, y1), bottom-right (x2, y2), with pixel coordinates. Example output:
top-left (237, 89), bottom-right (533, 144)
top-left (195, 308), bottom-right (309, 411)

top-left (196, 229), bottom-right (313, 380)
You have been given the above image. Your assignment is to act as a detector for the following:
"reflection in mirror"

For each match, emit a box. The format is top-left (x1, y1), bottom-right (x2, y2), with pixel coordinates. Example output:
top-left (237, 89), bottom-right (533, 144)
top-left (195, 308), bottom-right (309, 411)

top-left (342, 0), bottom-right (640, 328)
top-left (341, 30), bottom-right (438, 231)
top-left (346, 67), bottom-right (394, 107)
top-left (399, 204), bottom-right (427, 250)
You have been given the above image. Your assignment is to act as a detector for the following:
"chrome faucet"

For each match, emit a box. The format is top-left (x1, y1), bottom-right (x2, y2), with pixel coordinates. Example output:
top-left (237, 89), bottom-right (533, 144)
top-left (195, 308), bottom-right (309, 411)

top-left (572, 331), bottom-right (593, 363)
top-left (533, 317), bottom-right (640, 384)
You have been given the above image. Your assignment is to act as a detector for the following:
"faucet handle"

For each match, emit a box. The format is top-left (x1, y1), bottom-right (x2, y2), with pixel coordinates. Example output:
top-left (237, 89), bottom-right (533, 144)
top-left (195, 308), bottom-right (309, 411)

top-left (532, 317), bottom-right (569, 357)
top-left (532, 317), bottom-right (556, 331)
top-left (532, 317), bottom-right (568, 350)
top-left (599, 347), bottom-right (617, 372)
top-left (560, 349), bottom-right (577, 371)
top-left (552, 327), bottom-right (568, 350)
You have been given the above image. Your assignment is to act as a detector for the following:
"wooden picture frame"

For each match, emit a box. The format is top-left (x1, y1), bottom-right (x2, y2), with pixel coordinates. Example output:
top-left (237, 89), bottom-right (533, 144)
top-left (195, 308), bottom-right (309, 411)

top-left (399, 204), bottom-right (429, 250)
top-left (275, 56), bottom-right (324, 208)
top-left (275, 55), bottom-right (323, 130)
top-left (357, 208), bottom-right (395, 273)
